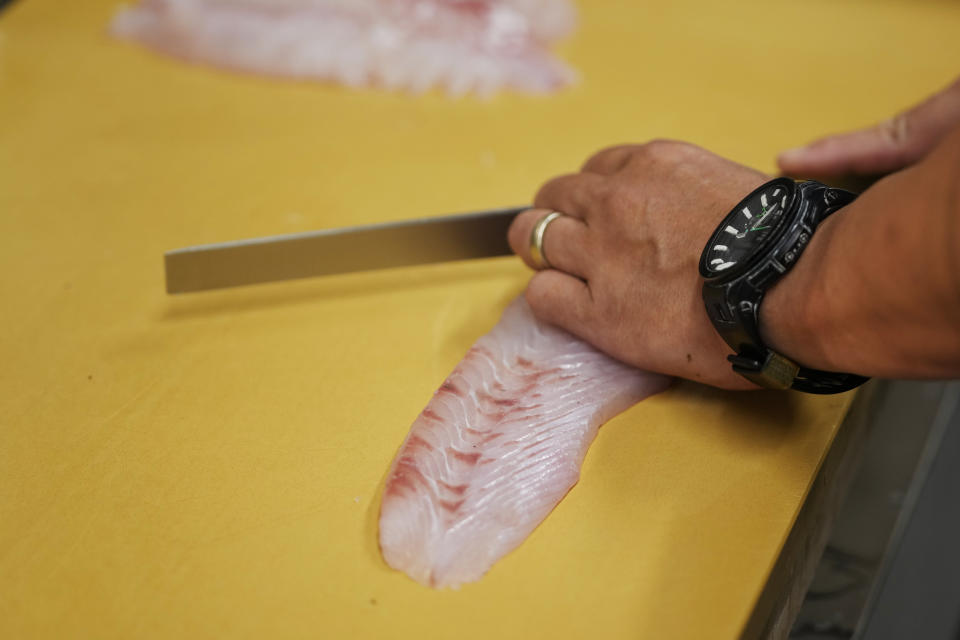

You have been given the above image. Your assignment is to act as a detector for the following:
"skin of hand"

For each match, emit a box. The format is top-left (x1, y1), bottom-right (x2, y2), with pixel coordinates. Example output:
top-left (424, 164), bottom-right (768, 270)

top-left (778, 75), bottom-right (960, 177)
top-left (509, 78), bottom-right (960, 389)
top-left (507, 141), bottom-right (767, 389)
top-left (761, 123), bottom-right (960, 379)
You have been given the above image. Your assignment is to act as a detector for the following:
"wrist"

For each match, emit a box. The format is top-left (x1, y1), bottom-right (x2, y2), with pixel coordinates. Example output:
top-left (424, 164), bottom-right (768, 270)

top-left (758, 214), bottom-right (841, 371)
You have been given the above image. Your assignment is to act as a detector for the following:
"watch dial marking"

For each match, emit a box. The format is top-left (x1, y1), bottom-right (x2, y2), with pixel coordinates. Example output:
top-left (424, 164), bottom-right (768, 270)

top-left (706, 180), bottom-right (793, 276)
top-left (700, 180), bottom-right (792, 276)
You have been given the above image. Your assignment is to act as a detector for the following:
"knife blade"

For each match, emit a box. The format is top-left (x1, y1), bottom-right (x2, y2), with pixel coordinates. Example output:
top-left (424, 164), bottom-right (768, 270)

top-left (164, 205), bottom-right (527, 293)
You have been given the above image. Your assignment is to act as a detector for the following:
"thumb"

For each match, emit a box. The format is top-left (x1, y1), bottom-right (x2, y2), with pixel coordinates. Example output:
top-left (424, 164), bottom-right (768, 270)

top-left (778, 76), bottom-right (960, 177)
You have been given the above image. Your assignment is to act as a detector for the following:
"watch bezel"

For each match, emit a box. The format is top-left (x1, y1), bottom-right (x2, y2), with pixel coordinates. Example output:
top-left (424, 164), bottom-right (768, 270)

top-left (698, 177), bottom-right (798, 281)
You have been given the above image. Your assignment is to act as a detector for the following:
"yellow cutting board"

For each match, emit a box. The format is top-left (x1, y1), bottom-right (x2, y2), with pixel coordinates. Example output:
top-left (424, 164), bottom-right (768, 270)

top-left (2, 0), bottom-right (958, 637)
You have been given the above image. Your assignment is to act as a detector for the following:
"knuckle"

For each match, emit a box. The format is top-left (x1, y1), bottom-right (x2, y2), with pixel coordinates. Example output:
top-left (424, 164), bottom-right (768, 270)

top-left (879, 114), bottom-right (911, 149)
top-left (644, 138), bottom-right (687, 154)
top-left (583, 145), bottom-right (620, 165)
top-left (643, 138), bottom-right (678, 152)
top-left (532, 180), bottom-right (552, 207)
top-left (532, 174), bottom-right (567, 208)
top-left (600, 180), bottom-right (626, 207)
top-left (592, 180), bottom-right (624, 216)
top-left (626, 139), bottom-right (699, 168)
top-left (524, 273), bottom-right (552, 310)
top-left (875, 114), bottom-right (921, 166)
top-left (604, 178), bottom-right (642, 211)
top-left (581, 144), bottom-right (636, 170)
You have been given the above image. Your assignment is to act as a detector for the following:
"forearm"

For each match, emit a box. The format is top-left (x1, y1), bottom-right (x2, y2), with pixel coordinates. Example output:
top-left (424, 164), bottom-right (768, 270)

top-left (761, 125), bottom-right (960, 378)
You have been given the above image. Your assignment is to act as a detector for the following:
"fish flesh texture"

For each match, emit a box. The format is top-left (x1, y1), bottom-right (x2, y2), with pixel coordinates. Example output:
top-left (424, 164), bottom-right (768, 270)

top-left (379, 298), bottom-right (671, 588)
top-left (379, 297), bottom-right (671, 588)
top-left (110, 0), bottom-right (577, 96)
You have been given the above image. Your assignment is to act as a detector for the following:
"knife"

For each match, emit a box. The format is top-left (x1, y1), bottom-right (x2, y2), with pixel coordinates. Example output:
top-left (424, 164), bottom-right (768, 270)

top-left (164, 205), bottom-right (527, 293)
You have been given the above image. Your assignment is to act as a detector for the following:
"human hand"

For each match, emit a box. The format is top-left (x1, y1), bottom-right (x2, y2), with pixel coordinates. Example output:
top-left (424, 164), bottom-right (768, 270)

top-left (508, 141), bottom-right (767, 389)
top-left (778, 76), bottom-right (960, 177)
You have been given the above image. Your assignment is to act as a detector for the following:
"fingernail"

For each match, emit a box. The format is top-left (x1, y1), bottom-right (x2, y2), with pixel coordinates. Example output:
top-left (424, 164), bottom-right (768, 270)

top-left (778, 147), bottom-right (808, 163)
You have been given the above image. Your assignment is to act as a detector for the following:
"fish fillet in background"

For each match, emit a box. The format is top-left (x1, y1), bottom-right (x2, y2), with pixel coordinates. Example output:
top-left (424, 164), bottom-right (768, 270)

top-left (379, 297), bottom-right (671, 588)
top-left (111, 0), bottom-right (578, 96)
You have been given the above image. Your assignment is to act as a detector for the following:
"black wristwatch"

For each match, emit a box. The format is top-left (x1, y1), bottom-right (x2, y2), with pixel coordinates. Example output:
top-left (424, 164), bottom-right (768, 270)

top-left (699, 177), bottom-right (868, 394)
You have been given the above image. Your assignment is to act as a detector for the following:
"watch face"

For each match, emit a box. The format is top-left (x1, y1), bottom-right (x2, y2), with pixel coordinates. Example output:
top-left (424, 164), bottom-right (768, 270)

top-left (701, 178), bottom-right (795, 278)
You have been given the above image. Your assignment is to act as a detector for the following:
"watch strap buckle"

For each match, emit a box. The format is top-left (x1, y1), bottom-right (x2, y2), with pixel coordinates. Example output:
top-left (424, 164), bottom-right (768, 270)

top-left (728, 350), bottom-right (800, 390)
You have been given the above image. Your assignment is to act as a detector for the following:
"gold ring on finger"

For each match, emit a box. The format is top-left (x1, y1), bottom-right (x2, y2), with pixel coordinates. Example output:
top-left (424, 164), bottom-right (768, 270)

top-left (529, 211), bottom-right (564, 270)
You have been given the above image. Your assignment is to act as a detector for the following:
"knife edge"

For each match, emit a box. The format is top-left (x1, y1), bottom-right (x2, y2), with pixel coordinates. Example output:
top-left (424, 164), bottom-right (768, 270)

top-left (165, 205), bottom-right (528, 294)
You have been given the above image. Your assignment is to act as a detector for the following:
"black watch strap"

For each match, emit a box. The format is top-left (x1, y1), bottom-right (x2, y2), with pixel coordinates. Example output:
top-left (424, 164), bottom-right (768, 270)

top-left (728, 350), bottom-right (868, 394)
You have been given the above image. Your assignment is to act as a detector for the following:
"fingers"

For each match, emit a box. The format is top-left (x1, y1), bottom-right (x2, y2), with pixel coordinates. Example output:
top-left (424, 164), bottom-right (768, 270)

top-left (533, 172), bottom-right (609, 221)
top-left (508, 208), bottom-right (592, 278)
top-left (580, 144), bottom-right (638, 175)
top-left (514, 165), bottom-right (612, 278)
top-left (777, 117), bottom-right (918, 176)
top-left (524, 269), bottom-right (595, 341)
top-left (778, 76), bottom-right (960, 176)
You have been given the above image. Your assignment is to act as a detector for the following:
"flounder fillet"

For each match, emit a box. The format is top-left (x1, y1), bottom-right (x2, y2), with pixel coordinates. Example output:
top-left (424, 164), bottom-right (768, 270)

top-left (111, 0), bottom-right (577, 96)
top-left (379, 297), bottom-right (671, 588)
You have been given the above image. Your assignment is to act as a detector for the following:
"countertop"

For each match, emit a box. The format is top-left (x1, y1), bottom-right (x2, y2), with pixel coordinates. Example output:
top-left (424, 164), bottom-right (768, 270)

top-left (2, 0), bottom-right (959, 637)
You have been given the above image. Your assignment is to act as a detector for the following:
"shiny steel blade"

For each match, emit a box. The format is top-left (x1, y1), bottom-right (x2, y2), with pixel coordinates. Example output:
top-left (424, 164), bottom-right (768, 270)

top-left (164, 205), bottom-right (526, 293)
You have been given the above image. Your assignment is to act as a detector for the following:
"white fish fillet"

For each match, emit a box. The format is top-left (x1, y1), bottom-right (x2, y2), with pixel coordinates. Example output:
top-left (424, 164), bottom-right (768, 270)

top-left (110, 0), bottom-right (577, 96)
top-left (379, 297), bottom-right (671, 588)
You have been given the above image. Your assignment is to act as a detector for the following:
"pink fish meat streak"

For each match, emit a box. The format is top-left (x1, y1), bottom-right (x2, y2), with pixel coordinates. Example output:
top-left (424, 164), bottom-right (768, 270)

top-left (111, 0), bottom-right (577, 96)
top-left (379, 298), bottom-right (671, 588)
